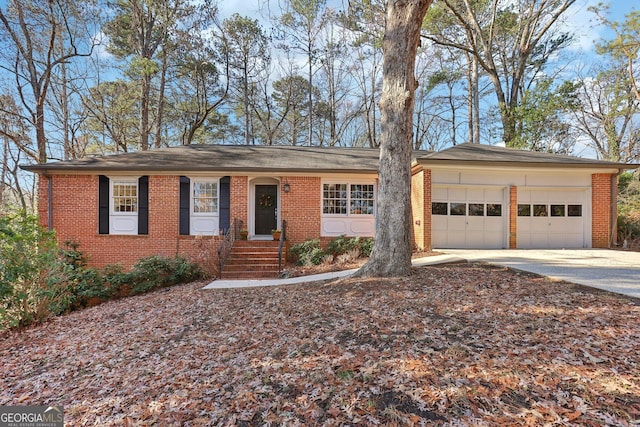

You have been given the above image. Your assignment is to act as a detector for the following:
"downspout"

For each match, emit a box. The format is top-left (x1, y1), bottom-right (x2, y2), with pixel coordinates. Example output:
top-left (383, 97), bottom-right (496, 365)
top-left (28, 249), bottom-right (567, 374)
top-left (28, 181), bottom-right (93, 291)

top-left (610, 169), bottom-right (624, 248)
top-left (44, 172), bottom-right (53, 231)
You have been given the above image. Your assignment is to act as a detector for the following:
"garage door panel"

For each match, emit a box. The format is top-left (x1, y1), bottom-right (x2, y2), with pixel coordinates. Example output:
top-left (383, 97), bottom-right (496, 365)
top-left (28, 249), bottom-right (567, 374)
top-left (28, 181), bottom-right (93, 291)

top-left (466, 217), bottom-right (484, 231)
top-left (449, 188), bottom-right (466, 200)
top-left (484, 218), bottom-right (504, 232)
top-left (467, 192), bottom-right (484, 202)
top-left (517, 189), bottom-right (587, 249)
top-left (431, 186), bottom-right (507, 249)
top-left (433, 187), bottom-right (449, 200)
top-left (484, 189), bottom-right (504, 202)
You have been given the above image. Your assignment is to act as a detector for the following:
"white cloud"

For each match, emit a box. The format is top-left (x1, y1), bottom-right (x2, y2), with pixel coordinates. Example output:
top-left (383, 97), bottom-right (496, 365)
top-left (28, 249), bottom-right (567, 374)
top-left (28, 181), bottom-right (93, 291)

top-left (564, 0), bottom-right (637, 54)
top-left (563, 0), bottom-right (605, 54)
top-left (91, 31), bottom-right (113, 60)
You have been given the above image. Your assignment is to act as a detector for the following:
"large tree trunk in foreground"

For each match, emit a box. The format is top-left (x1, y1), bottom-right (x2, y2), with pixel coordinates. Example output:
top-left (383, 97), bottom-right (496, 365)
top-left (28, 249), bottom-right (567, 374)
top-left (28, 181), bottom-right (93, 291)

top-left (354, 0), bottom-right (432, 278)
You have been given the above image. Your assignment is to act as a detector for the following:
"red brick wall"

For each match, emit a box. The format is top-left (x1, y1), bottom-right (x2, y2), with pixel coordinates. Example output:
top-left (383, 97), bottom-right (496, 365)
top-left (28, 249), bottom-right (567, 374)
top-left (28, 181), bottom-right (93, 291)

top-left (40, 174), bottom-right (327, 272)
top-left (42, 174), bottom-right (221, 274)
top-left (280, 176), bottom-right (321, 244)
top-left (230, 176), bottom-right (248, 230)
top-left (509, 186), bottom-right (517, 249)
top-left (592, 173), bottom-right (613, 248)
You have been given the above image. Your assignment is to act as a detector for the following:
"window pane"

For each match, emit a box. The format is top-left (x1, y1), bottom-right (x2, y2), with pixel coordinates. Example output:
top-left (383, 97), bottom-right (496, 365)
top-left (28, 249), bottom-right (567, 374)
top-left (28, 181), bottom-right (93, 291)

top-left (533, 204), bottom-right (548, 217)
top-left (550, 204), bottom-right (565, 217)
top-left (323, 183), bottom-right (347, 214)
top-left (517, 204), bottom-right (531, 216)
top-left (450, 203), bottom-right (466, 216)
top-left (568, 205), bottom-right (582, 217)
top-left (487, 204), bottom-right (502, 216)
top-left (469, 203), bottom-right (484, 216)
top-left (350, 184), bottom-right (374, 215)
top-left (432, 202), bottom-right (447, 215)
top-left (113, 182), bottom-right (137, 213)
top-left (193, 181), bottom-right (218, 213)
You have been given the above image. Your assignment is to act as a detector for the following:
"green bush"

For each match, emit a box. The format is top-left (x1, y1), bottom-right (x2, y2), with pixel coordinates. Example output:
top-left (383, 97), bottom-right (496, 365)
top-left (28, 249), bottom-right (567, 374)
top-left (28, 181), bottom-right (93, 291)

top-left (618, 172), bottom-right (640, 247)
top-left (101, 264), bottom-right (130, 297)
top-left (325, 235), bottom-right (360, 256)
top-left (0, 213), bottom-right (60, 329)
top-left (618, 212), bottom-right (640, 245)
top-left (1, 224), bottom-right (203, 331)
top-left (40, 270), bottom-right (80, 316)
top-left (127, 256), bottom-right (202, 295)
top-left (325, 235), bottom-right (374, 258)
top-left (289, 239), bottom-right (326, 266)
top-left (359, 238), bottom-right (374, 257)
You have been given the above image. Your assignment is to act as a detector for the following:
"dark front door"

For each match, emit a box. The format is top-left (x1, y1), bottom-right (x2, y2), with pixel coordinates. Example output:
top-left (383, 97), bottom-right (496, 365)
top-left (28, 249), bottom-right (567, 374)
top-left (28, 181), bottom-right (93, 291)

top-left (255, 185), bottom-right (278, 235)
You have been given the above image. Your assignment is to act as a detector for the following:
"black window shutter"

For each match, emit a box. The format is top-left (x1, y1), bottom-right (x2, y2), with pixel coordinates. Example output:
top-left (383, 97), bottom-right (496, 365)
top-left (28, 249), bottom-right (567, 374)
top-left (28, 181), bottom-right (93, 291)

top-left (98, 175), bottom-right (110, 234)
top-left (138, 176), bottom-right (149, 235)
top-left (220, 176), bottom-right (230, 233)
top-left (179, 176), bottom-right (190, 235)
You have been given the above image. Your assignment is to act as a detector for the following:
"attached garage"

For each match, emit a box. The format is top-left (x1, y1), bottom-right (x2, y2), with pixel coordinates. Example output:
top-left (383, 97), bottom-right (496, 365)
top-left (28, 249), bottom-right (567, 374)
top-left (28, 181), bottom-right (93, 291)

top-left (431, 186), bottom-right (507, 248)
top-left (516, 188), bottom-right (589, 249)
top-left (412, 144), bottom-right (634, 251)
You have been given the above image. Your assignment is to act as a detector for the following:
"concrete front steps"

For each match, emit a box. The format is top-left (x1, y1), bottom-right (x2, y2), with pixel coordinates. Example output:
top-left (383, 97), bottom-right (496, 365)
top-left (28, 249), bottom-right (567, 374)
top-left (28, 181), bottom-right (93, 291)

top-left (220, 240), bottom-right (284, 279)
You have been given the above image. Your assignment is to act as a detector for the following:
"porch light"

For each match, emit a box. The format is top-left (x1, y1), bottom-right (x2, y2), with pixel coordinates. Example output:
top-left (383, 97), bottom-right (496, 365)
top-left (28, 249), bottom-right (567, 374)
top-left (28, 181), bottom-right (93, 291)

top-left (283, 183), bottom-right (290, 193)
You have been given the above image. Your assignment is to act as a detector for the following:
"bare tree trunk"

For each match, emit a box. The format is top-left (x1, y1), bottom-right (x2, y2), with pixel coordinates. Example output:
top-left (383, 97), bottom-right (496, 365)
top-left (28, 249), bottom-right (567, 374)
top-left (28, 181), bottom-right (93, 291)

top-left (369, 53), bottom-right (379, 147)
top-left (472, 55), bottom-right (480, 144)
top-left (0, 137), bottom-right (7, 211)
top-left (154, 49), bottom-right (168, 149)
top-left (244, 67), bottom-right (250, 145)
top-left (466, 52), bottom-right (480, 144)
top-left (308, 47), bottom-right (314, 146)
top-left (355, 0), bottom-right (433, 278)
top-left (140, 74), bottom-right (151, 150)
top-left (466, 52), bottom-right (475, 143)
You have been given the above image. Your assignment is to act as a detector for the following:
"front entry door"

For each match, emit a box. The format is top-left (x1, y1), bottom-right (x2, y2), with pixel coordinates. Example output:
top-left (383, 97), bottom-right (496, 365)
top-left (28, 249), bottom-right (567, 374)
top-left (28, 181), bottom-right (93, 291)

top-left (255, 185), bottom-right (278, 235)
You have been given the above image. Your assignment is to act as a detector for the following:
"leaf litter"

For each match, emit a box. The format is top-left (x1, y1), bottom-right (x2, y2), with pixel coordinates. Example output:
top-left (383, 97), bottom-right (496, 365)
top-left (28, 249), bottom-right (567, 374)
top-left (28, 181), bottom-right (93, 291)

top-left (1, 263), bottom-right (639, 426)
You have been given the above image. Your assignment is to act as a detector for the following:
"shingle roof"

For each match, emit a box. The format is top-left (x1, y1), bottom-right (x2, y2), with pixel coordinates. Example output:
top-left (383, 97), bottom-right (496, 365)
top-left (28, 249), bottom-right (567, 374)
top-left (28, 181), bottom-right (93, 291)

top-left (22, 145), bottom-right (384, 174)
top-left (415, 143), bottom-right (634, 169)
top-left (21, 142), bottom-right (634, 174)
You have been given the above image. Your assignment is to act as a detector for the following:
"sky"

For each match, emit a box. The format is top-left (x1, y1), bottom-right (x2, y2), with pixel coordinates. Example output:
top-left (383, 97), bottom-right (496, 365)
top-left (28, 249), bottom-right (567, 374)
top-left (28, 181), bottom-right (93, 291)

top-left (215, 0), bottom-right (633, 54)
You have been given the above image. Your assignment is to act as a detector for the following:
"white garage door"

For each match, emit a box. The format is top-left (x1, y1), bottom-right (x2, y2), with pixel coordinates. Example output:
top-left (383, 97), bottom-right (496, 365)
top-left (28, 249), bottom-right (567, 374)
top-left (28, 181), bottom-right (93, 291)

top-left (432, 186), bottom-right (507, 249)
top-left (517, 189), bottom-right (587, 248)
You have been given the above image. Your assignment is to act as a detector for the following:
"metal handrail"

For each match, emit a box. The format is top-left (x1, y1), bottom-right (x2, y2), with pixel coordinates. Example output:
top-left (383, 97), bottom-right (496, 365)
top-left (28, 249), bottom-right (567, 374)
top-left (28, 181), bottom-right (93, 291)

top-left (278, 219), bottom-right (287, 273)
top-left (217, 218), bottom-right (242, 278)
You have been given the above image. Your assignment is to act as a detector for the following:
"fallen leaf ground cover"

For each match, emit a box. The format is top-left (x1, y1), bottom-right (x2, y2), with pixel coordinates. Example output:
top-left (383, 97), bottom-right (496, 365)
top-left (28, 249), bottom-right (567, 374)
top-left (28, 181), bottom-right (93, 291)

top-left (1, 263), bottom-right (639, 426)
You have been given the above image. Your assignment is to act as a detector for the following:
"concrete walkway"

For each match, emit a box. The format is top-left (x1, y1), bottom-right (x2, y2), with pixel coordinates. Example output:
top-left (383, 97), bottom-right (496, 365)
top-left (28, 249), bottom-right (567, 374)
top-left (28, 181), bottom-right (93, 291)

top-left (203, 253), bottom-right (464, 289)
top-left (443, 249), bottom-right (640, 299)
top-left (205, 248), bottom-right (639, 299)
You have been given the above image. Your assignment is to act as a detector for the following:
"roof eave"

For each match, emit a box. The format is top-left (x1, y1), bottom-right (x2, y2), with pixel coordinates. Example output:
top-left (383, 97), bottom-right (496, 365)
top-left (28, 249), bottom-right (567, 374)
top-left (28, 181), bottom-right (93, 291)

top-left (20, 165), bottom-right (380, 175)
top-left (416, 159), bottom-right (638, 170)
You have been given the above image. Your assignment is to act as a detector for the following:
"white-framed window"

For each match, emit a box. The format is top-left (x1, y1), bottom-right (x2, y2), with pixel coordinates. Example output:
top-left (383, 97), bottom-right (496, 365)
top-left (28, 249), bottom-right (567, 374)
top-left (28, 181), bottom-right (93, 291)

top-left (192, 180), bottom-right (219, 214)
top-left (323, 183), bottom-right (348, 214)
top-left (350, 184), bottom-right (375, 215)
top-left (189, 178), bottom-right (220, 235)
top-left (322, 182), bottom-right (376, 216)
top-left (112, 179), bottom-right (138, 213)
top-left (109, 177), bottom-right (139, 235)
top-left (321, 180), bottom-right (376, 237)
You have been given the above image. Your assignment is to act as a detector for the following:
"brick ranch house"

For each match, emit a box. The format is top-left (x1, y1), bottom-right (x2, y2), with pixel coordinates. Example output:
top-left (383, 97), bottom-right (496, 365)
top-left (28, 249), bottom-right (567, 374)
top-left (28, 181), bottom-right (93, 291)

top-left (22, 143), bottom-right (634, 276)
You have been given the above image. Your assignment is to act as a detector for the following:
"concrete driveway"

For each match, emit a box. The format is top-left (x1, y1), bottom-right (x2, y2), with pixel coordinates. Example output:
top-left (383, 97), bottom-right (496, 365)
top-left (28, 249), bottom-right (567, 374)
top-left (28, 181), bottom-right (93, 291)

top-left (442, 249), bottom-right (640, 299)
